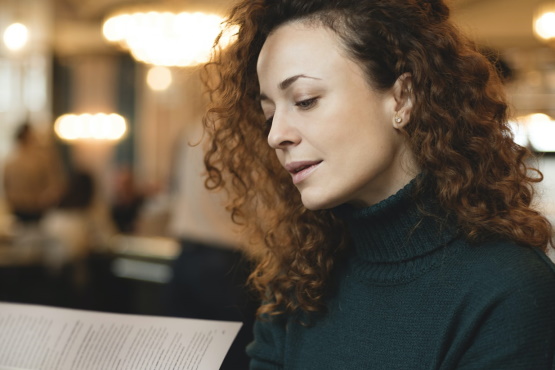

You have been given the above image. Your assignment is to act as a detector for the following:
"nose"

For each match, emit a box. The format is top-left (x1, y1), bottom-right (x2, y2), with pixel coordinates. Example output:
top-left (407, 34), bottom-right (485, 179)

top-left (267, 112), bottom-right (301, 149)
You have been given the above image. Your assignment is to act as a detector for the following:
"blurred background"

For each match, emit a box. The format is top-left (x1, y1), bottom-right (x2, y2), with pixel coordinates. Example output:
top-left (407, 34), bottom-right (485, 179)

top-left (0, 0), bottom-right (554, 367)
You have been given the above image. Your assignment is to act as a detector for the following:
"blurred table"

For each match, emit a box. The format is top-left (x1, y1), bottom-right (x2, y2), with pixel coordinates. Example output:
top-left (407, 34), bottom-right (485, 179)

top-left (87, 234), bottom-right (180, 315)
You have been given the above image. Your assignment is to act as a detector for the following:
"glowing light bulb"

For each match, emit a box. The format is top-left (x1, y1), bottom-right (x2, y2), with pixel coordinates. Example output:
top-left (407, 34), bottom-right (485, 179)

top-left (534, 12), bottom-right (555, 40)
top-left (146, 66), bottom-right (172, 91)
top-left (54, 113), bottom-right (127, 141)
top-left (3, 23), bottom-right (29, 51)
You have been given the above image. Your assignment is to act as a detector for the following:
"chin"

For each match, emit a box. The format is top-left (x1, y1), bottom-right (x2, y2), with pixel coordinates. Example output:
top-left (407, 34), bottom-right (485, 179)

top-left (300, 191), bottom-right (345, 211)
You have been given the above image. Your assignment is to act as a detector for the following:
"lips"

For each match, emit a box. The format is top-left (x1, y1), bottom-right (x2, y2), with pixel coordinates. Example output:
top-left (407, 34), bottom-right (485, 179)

top-left (285, 160), bottom-right (322, 185)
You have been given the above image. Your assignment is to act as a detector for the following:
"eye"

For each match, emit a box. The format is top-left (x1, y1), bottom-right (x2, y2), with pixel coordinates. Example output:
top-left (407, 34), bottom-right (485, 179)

top-left (295, 97), bottom-right (318, 110)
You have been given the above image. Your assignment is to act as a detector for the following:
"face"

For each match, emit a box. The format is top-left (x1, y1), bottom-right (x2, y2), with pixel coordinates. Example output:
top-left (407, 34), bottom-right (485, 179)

top-left (256, 21), bottom-right (417, 210)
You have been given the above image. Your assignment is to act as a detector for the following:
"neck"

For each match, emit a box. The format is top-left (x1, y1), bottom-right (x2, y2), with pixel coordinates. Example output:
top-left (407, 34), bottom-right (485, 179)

top-left (335, 178), bottom-right (457, 264)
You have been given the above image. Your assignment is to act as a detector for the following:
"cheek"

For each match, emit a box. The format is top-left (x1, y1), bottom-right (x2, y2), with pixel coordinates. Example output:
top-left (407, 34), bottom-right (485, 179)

top-left (274, 150), bottom-right (286, 165)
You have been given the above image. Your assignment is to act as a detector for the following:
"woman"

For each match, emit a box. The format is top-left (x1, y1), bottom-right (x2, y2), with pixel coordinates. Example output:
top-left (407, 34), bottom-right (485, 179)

top-left (202, 0), bottom-right (555, 368)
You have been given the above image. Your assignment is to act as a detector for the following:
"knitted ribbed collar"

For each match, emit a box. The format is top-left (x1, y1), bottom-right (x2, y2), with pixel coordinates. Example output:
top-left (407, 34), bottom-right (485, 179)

top-left (334, 178), bottom-right (458, 266)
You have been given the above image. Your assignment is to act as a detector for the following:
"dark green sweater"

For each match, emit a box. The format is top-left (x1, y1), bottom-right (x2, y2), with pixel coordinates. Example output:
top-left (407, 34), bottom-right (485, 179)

top-left (247, 181), bottom-right (555, 369)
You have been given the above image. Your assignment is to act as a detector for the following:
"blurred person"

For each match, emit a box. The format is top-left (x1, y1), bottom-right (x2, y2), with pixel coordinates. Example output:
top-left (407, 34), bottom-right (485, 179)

top-left (41, 170), bottom-right (94, 301)
top-left (42, 170), bottom-right (112, 265)
top-left (203, 0), bottom-right (555, 368)
top-left (1, 122), bottom-right (65, 304)
top-left (165, 120), bottom-right (256, 370)
top-left (41, 168), bottom-right (117, 307)
top-left (3, 122), bottom-right (65, 225)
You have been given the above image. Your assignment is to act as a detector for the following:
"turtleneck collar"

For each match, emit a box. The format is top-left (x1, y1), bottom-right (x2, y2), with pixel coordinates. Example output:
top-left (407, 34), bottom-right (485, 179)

top-left (334, 178), bottom-right (458, 266)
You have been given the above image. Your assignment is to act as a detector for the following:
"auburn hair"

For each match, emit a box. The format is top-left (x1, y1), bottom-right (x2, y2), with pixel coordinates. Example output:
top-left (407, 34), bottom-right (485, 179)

top-left (201, 0), bottom-right (553, 317)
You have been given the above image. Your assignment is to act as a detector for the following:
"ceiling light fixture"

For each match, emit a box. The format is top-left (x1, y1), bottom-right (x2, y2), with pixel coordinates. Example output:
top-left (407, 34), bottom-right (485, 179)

top-left (54, 113), bottom-right (127, 142)
top-left (102, 11), bottom-right (237, 67)
top-left (146, 66), bottom-right (173, 91)
top-left (3, 22), bottom-right (29, 51)
top-left (533, 2), bottom-right (555, 44)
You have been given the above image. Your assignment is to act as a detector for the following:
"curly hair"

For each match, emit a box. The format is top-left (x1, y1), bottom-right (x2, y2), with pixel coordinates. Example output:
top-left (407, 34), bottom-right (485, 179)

top-left (202, 0), bottom-right (554, 317)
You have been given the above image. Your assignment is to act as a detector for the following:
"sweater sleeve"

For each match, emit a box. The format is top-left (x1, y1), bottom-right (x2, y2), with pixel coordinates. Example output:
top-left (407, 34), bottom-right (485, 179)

top-left (457, 250), bottom-right (555, 369)
top-left (246, 315), bottom-right (287, 370)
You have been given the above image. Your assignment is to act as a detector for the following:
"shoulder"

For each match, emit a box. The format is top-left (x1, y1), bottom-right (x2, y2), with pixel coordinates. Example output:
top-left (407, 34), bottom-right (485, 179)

top-left (462, 240), bottom-right (555, 274)
top-left (449, 242), bottom-right (555, 368)
top-left (453, 240), bottom-right (555, 301)
top-left (247, 314), bottom-right (288, 368)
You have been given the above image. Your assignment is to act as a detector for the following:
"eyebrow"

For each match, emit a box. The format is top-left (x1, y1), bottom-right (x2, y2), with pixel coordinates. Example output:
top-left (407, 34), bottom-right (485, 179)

top-left (259, 74), bottom-right (321, 101)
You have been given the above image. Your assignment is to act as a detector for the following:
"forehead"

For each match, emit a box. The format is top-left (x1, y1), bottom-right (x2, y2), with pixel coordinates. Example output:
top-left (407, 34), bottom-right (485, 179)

top-left (256, 21), bottom-right (346, 80)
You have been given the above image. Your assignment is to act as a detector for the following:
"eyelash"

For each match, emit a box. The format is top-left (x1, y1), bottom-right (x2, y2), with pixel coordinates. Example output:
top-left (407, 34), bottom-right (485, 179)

top-left (295, 97), bottom-right (318, 110)
top-left (262, 97), bottom-right (319, 129)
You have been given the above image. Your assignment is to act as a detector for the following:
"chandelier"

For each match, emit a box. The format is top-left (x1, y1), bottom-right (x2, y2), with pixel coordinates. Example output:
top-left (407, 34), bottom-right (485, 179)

top-left (533, 1), bottom-right (555, 44)
top-left (102, 10), bottom-right (237, 67)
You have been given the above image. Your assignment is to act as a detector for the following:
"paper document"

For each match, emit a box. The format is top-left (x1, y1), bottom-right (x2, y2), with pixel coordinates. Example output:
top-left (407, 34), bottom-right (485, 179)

top-left (0, 302), bottom-right (242, 370)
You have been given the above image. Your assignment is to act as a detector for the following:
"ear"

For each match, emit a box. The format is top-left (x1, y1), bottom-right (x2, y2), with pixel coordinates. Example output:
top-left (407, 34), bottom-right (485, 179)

top-left (391, 73), bottom-right (413, 129)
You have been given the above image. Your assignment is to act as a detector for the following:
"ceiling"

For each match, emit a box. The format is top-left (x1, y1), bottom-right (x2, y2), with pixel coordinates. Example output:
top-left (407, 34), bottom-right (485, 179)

top-left (450, 0), bottom-right (551, 50)
top-left (52, 0), bottom-right (232, 55)
top-left (48, 0), bottom-right (554, 56)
